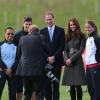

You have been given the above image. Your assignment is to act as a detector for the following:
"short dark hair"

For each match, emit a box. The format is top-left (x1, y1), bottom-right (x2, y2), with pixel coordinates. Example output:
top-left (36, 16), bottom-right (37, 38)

top-left (4, 27), bottom-right (14, 32)
top-left (23, 16), bottom-right (32, 22)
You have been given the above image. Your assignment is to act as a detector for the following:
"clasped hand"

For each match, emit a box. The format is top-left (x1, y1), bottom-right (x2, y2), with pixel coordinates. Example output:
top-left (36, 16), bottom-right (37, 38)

top-left (65, 59), bottom-right (71, 66)
top-left (4, 68), bottom-right (12, 77)
top-left (48, 56), bottom-right (55, 64)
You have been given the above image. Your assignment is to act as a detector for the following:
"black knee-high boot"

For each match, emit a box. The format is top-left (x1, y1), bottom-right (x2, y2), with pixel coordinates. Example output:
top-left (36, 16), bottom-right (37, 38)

top-left (76, 86), bottom-right (83, 100)
top-left (70, 86), bottom-right (76, 100)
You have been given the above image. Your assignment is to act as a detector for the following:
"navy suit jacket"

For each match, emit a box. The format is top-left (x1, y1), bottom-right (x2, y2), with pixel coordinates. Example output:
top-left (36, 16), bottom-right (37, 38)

top-left (40, 25), bottom-right (65, 66)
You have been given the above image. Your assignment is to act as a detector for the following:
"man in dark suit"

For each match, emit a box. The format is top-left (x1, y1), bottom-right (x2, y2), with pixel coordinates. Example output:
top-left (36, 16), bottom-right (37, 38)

top-left (40, 11), bottom-right (65, 100)
top-left (16, 25), bottom-right (49, 100)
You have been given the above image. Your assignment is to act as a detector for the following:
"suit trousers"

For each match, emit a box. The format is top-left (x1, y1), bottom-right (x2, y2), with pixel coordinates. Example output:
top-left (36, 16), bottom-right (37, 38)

top-left (0, 71), bottom-right (16, 100)
top-left (44, 63), bottom-right (62, 100)
top-left (22, 75), bottom-right (44, 100)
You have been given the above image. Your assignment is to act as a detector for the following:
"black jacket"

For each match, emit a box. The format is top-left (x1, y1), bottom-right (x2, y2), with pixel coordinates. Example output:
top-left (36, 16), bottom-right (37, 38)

top-left (16, 32), bottom-right (49, 76)
top-left (40, 25), bottom-right (65, 66)
top-left (14, 29), bottom-right (28, 46)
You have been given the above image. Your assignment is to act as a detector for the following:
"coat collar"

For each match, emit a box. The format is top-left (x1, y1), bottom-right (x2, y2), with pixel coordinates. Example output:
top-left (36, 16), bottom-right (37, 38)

top-left (4, 39), bottom-right (14, 44)
top-left (88, 32), bottom-right (97, 37)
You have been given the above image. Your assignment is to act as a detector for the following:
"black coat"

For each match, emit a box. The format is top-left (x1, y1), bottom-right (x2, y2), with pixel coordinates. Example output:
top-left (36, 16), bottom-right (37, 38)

top-left (16, 32), bottom-right (49, 76)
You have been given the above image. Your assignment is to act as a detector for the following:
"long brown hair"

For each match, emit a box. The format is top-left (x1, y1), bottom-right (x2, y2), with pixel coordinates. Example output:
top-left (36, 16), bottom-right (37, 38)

top-left (65, 18), bottom-right (84, 42)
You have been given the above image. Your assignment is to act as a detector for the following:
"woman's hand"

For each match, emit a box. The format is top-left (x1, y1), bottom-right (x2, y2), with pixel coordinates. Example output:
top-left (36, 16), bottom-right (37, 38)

top-left (65, 59), bottom-right (71, 66)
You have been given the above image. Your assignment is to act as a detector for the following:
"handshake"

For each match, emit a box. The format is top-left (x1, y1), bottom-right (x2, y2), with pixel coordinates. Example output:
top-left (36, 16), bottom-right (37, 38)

top-left (45, 64), bottom-right (59, 84)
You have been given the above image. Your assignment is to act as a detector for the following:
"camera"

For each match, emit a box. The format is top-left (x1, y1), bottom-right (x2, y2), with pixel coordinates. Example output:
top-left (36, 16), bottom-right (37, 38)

top-left (45, 64), bottom-right (59, 84)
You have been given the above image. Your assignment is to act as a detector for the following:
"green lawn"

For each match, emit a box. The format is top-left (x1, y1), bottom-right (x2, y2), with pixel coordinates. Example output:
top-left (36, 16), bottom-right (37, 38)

top-left (60, 86), bottom-right (90, 100)
top-left (0, 0), bottom-right (100, 40)
top-left (1, 83), bottom-right (90, 100)
top-left (0, 0), bottom-right (98, 99)
top-left (1, 69), bottom-right (90, 100)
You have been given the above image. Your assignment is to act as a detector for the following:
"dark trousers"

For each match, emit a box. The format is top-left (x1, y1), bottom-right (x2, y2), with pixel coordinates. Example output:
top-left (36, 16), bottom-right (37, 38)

top-left (70, 85), bottom-right (83, 100)
top-left (22, 75), bottom-right (44, 100)
top-left (44, 63), bottom-right (61, 100)
top-left (0, 71), bottom-right (16, 100)
top-left (86, 67), bottom-right (100, 100)
top-left (16, 76), bottom-right (23, 93)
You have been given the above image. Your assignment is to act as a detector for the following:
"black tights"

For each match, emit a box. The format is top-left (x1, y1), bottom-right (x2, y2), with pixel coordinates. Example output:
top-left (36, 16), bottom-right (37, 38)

top-left (70, 85), bottom-right (83, 100)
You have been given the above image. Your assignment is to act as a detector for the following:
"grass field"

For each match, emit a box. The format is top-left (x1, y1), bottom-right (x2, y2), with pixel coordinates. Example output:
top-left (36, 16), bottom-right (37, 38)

top-left (1, 84), bottom-right (90, 100)
top-left (0, 0), bottom-right (99, 99)
top-left (1, 70), bottom-right (90, 100)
